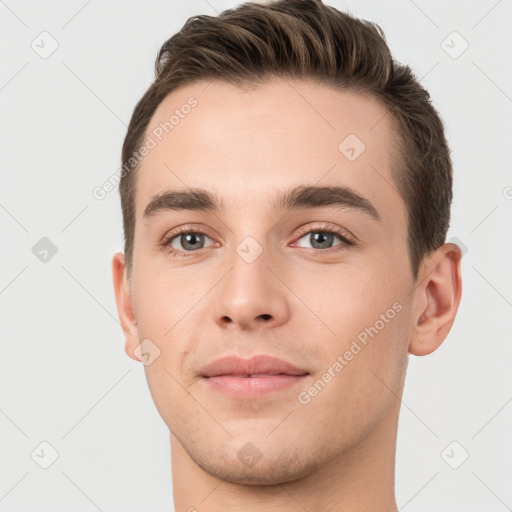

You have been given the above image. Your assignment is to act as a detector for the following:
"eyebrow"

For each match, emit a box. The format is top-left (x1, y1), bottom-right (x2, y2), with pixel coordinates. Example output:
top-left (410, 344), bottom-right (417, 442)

top-left (142, 185), bottom-right (381, 223)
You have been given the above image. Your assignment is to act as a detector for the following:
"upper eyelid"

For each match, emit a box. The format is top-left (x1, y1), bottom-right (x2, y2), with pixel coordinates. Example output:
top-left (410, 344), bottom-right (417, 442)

top-left (294, 222), bottom-right (353, 239)
top-left (161, 224), bottom-right (217, 243)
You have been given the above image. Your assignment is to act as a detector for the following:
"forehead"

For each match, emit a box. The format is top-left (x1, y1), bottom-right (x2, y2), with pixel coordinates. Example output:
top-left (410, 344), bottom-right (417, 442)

top-left (134, 78), bottom-right (405, 229)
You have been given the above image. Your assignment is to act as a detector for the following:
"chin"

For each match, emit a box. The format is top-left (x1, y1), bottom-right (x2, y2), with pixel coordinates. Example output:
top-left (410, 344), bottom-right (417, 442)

top-left (190, 444), bottom-right (325, 486)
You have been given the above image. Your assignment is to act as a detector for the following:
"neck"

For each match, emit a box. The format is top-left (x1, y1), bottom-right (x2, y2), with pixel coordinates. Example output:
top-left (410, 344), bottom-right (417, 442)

top-left (170, 396), bottom-right (401, 512)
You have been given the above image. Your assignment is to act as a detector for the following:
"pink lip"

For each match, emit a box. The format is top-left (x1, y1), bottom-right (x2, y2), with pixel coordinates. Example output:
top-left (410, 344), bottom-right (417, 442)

top-left (200, 354), bottom-right (309, 399)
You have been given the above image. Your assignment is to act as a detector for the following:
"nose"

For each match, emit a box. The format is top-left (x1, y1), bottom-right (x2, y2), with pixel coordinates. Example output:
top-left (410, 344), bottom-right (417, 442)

top-left (214, 244), bottom-right (290, 332)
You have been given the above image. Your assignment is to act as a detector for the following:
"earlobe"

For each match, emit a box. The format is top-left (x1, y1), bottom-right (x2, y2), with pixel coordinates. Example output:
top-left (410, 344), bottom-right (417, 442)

top-left (409, 243), bottom-right (462, 356)
top-left (112, 252), bottom-right (140, 362)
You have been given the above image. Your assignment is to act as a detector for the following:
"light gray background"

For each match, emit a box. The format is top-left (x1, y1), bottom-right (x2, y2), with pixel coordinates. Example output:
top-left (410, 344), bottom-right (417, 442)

top-left (1, 0), bottom-right (511, 510)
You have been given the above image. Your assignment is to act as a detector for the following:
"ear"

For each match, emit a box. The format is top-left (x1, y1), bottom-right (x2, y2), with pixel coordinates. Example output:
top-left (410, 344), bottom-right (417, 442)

top-left (112, 252), bottom-right (141, 362)
top-left (409, 242), bottom-right (463, 356)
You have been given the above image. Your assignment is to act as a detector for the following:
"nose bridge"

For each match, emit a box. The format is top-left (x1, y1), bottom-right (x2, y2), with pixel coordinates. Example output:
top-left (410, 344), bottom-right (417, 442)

top-left (214, 232), bottom-right (289, 330)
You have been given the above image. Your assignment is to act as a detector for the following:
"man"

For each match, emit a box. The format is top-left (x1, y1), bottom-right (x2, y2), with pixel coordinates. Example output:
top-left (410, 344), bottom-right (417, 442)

top-left (112, 1), bottom-right (462, 510)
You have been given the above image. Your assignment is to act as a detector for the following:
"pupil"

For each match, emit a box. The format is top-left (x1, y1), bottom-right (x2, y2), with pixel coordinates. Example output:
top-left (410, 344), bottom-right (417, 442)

top-left (183, 233), bottom-right (203, 250)
top-left (312, 232), bottom-right (333, 249)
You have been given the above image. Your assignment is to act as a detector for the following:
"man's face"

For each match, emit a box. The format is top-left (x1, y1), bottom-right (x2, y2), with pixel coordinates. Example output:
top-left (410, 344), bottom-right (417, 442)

top-left (125, 78), bottom-right (416, 484)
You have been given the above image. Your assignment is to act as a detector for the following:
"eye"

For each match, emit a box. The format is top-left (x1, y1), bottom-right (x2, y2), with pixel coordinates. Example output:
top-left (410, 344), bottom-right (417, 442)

top-left (160, 222), bottom-right (355, 259)
top-left (161, 227), bottom-right (214, 258)
top-left (294, 224), bottom-right (354, 251)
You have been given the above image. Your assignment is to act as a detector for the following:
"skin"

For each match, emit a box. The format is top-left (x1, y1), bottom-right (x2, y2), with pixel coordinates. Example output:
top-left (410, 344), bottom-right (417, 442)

top-left (112, 78), bottom-right (462, 512)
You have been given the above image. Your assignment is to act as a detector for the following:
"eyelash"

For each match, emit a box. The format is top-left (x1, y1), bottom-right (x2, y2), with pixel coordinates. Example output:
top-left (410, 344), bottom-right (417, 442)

top-left (160, 222), bottom-right (355, 259)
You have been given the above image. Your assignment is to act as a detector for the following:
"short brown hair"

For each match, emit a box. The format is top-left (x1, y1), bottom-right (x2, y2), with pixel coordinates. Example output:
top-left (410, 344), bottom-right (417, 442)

top-left (120, 0), bottom-right (453, 281)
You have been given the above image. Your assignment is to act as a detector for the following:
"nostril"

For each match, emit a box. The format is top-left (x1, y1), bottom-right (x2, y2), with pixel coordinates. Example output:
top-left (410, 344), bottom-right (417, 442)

top-left (259, 314), bottom-right (272, 321)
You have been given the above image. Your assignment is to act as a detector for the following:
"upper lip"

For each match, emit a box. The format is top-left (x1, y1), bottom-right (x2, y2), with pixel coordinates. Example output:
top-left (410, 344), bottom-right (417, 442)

top-left (200, 354), bottom-right (309, 377)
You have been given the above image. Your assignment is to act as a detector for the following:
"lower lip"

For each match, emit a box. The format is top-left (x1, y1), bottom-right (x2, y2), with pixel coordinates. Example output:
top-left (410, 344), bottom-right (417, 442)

top-left (203, 374), bottom-right (308, 399)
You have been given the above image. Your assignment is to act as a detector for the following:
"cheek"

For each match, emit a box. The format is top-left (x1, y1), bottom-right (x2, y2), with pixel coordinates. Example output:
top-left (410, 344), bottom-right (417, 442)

top-left (302, 262), bottom-right (411, 395)
top-left (290, 260), bottom-right (397, 338)
top-left (142, 363), bottom-right (193, 438)
top-left (131, 266), bottom-right (186, 336)
top-left (302, 304), bottom-right (410, 438)
top-left (131, 270), bottom-right (203, 381)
